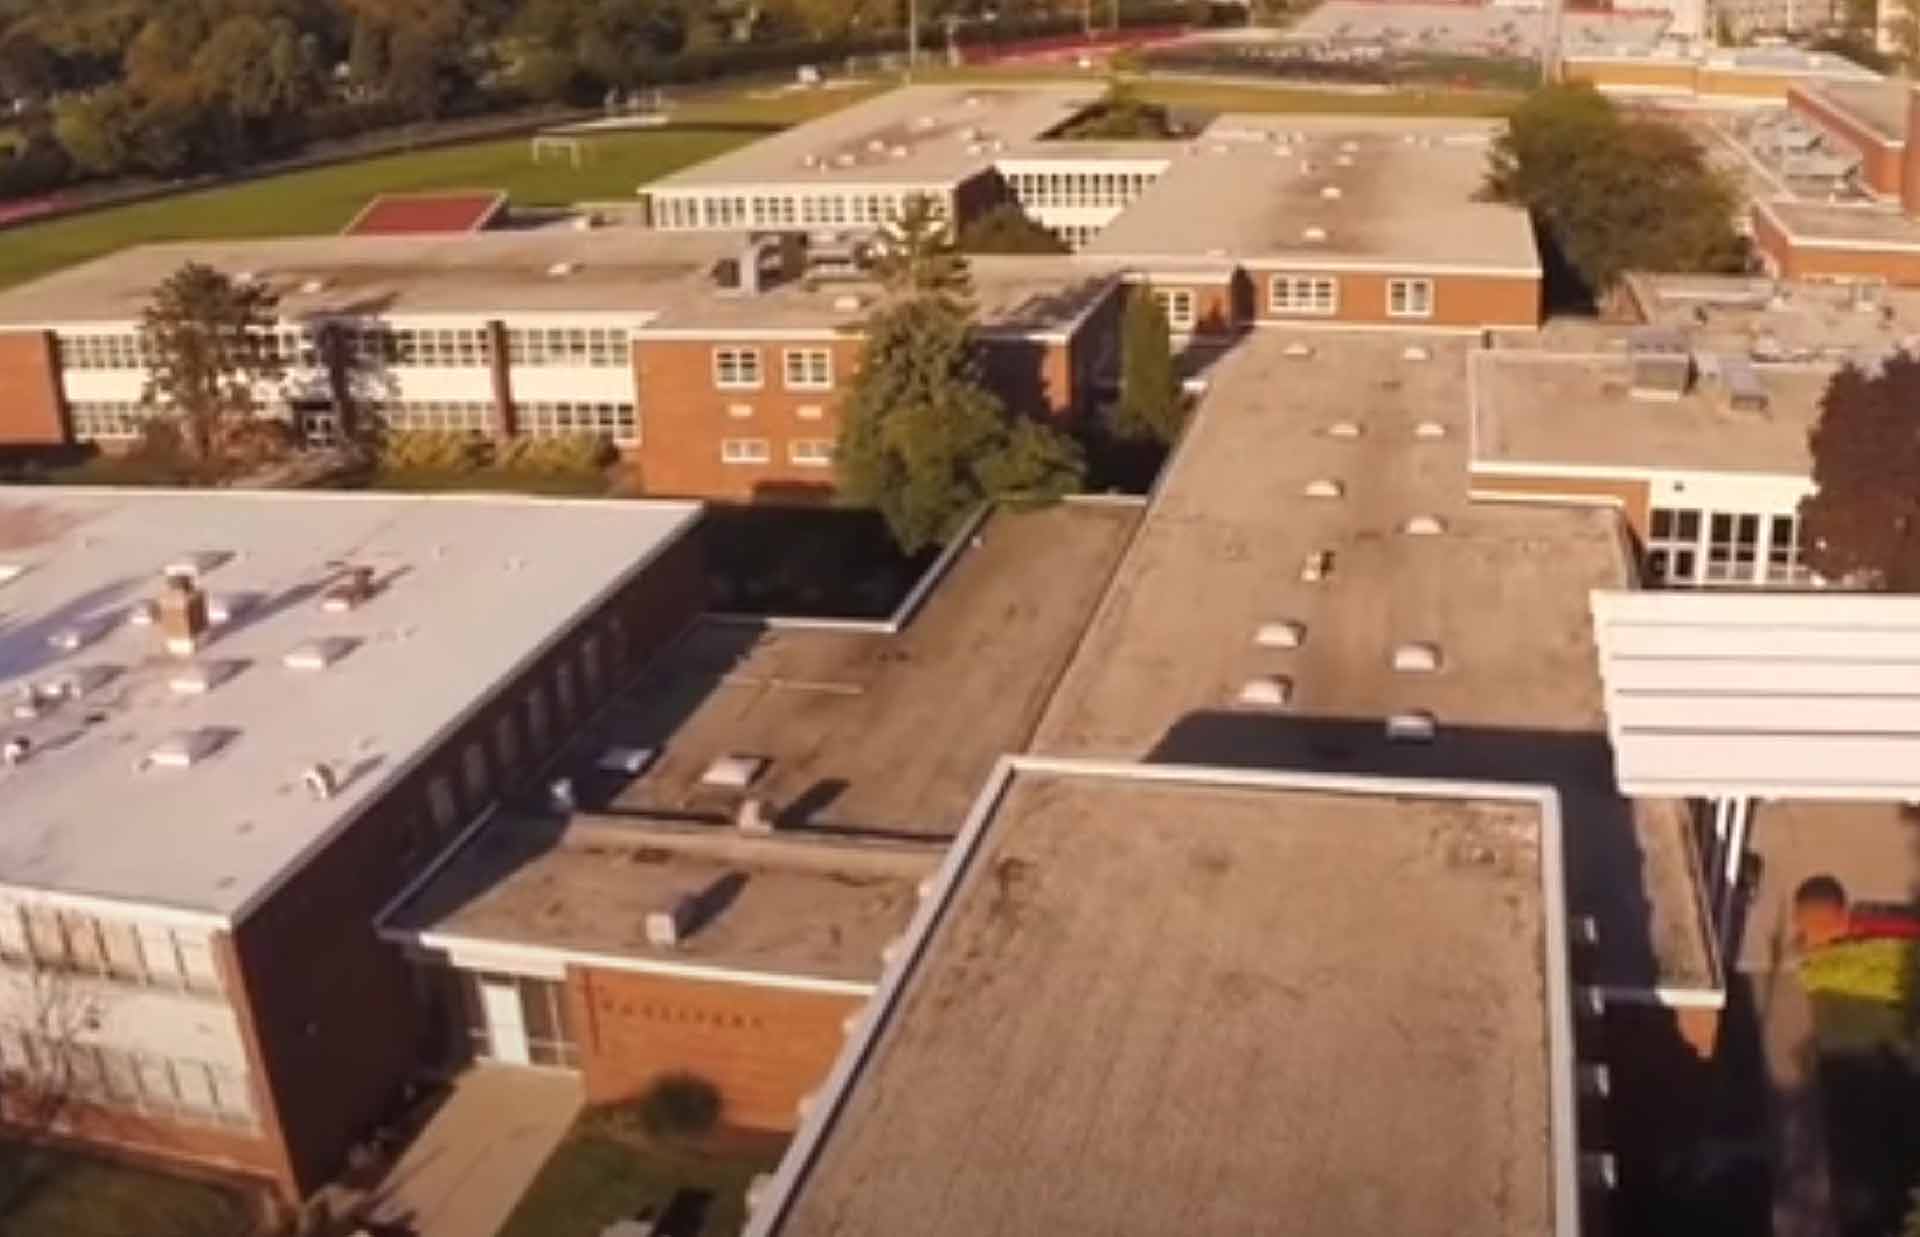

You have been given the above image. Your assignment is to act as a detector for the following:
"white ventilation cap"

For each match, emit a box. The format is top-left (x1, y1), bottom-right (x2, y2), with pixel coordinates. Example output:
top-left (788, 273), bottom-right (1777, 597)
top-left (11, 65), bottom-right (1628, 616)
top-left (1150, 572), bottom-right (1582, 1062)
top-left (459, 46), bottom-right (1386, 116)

top-left (282, 637), bottom-right (355, 672)
top-left (1335, 153), bottom-right (1355, 167)
top-left (0, 564), bottom-right (28, 585)
top-left (701, 753), bottom-right (767, 789)
top-left (1301, 226), bottom-right (1328, 243)
top-left (145, 728), bottom-right (226, 770)
top-left (206, 592), bottom-right (259, 626)
top-left (1402, 345), bottom-right (1432, 361)
top-left (1283, 342), bottom-right (1314, 359)
top-left (596, 746), bottom-right (656, 775)
top-left (1254, 620), bottom-right (1305, 649)
top-left (1391, 642), bottom-right (1442, 673)
top-left (1386, 711), bottom-right (1438, 744)
top-left (1303, 479), bottom-right (1345, 500)
top-left (168, 662), bottom-right (239, 696)
top-left (1403, 515), bottom-right (1447, 537)
top-left (1414, 420), bottom-right (1448, 439)
top-left (1325, 420), bottom-right (1363, 439)
top-left (645, 896), bottom-right (696, 948)
top-left (1237, 676), bottom-right (1292, 708)
top-left (1321, 185), bottom-right (1342, 200)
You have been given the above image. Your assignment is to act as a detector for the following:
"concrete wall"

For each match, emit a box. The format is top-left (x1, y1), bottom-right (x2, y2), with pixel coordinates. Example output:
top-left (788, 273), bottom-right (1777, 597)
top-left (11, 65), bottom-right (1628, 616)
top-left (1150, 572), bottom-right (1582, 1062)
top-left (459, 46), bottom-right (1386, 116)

top-left (567, 966), bottom-right (864, 1131)
top-left (215, 528), bottom-right (706, 1201)
top-left (0, 330), bottom-right (68, 445)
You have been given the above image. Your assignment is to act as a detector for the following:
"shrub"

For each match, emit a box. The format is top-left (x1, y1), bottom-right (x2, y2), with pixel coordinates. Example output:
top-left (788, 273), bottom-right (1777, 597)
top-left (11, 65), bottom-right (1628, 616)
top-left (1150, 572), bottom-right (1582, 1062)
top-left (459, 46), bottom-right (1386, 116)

top-left (636, 1073), bottom-right (721, 1140)
top-left (494, 434), bottom-right (614, 475)
top-left (379, 429), bottom-right (488, 473)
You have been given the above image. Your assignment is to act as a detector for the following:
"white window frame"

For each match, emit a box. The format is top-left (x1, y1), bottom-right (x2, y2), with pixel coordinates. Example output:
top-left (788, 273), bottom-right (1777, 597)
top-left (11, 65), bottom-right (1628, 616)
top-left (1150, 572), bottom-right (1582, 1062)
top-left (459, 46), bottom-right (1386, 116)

top-left (713, 347), bottom-right (763, 390)
top-left (782, 347), bottom-right (834, 391)
top-left (789, 439), bottom-right (834, 467)
top-left (1269, 274), bottom-right (1338, 317)
top-left (720, 438), bottom-right (771, 464)
top-left (1153, 290), bottom-right (1196, 332)
top-left (1387, 278), bottom-right (1435, 320)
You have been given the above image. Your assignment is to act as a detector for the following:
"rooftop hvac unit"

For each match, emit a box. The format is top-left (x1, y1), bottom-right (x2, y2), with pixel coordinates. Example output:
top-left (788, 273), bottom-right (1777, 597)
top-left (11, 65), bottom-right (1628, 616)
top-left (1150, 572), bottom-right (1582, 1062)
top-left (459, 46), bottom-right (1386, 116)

top-left (701, 753), bottom-right (767, 789)
top-left (1402, 514), bottom-right (1446, 536)
top-left (299, 278), bottom-right (330, 295)
top-left (1340, 140), bottom-right (1359, 153)
top-left (1414, 420), bottom-right (1448, 439)
top-left (0, 564), bottom-right (26, 586)
top-left (866, 138), bottom-right (888, 153)
top-left (1385, 710), bottom-right (1437, 744)
top-left (1391, 642), bottom-right (1442, 673)
top-left (833, 293), bottom-right (867, 313)
top-left (1237, 676), bottom-right (1292, 708)
top-left (1254, 620), bottom-right (1305, 649)
top-left (1325, 420), bottom-right (1363, 438)
top-left (320, 566), bottom-right (377, 613)
top-left (1303, 478), bottom-right (1345, 499)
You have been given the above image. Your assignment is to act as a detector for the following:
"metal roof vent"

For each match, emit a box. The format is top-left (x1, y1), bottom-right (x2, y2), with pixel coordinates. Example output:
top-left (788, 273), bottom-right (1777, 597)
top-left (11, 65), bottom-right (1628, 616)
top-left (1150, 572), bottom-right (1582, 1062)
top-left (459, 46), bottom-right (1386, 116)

top-left (206, 592), bottom-right (260, 627)
top-left (1386, 710), bottom-right (1437, 744)
top-left (834, 152), bottom-right (857, 167)
top-left (303, 762), bottom-right (339, 801)
top-left (1321, 185), bottom-right (1342, 200)
top-left (1303, 479), bottom-right (1345, 499)
top-left (1237, 676), bottom-right (1292, 708)
top-left (282, 637), bottom-right (355, 672)
top-left (1402, 345), bottom-right (1431, 361)
top-left (1391, 642), bottom-right (1442, 673)
top-left (1254, 620), bottom-right (1305, 649)
top-left (1300, 550), bottom-right (1332, 583)
top-left (645, 896), bottom-right (697, 948)
top-left (1403, 514), bottom-right (1447, 536)
top-left (168, 661), bottom-right (241, 696)
top-left (1326, 420), bottom-right (1363, 438)
top-left (1283, 341), bottom-right (1314, 359)
top-left (1301, 226), bottom-right (1327, 243)
top-left (144, 727), bottom-right (228, 770)
top-left (701, 753), bottom-right (767, 789)
top-left (1414, 420), bottom-right (1448, 439)
top-left (320, 566), bottom-right (376, 612)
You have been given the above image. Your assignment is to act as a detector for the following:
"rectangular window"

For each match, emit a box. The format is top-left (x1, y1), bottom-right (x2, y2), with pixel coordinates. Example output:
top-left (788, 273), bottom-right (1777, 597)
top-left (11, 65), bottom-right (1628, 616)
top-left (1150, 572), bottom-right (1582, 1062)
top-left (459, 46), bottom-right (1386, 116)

top-left (1387, 278), bottom-right (1435, 319)
top-left (1269, 275), bottom-right (1338, 317)
top-left (720, 438), bottom-right (771, 464)
top-left (1152, 290), bottom-right (1196, 331)
top-left (782, 348), bottom-right (833, 391)
top-left (789, 439), bottom-right (834, 467)
top-left (516, 400), bottom-right (638, 445)
top-left (713, 347), bottom-right (763, 390)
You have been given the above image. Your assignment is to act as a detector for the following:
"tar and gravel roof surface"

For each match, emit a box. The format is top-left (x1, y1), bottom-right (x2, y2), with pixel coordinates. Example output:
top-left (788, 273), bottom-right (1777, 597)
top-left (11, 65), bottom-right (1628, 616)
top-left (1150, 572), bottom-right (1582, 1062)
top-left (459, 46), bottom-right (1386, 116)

top-left (1760, 197), bottom-right (1920, 249)
top-left (1799, 78), bottom-right (1911, 143)
top-left (0, 490), bottom-right (699, 922)
top-left (388, 813), bottom-right (939, 986)
top-left (1282, 0), bottom-right (1671, 55)
top-left (753, 762), bottom-right (1570, 1237)
top-left (1081, 116), bottom-right (1539, 270)
top-left (1470, 350), bottom-right (1823, 476)
top-left (1028, 332), bottom-right (1715, 993)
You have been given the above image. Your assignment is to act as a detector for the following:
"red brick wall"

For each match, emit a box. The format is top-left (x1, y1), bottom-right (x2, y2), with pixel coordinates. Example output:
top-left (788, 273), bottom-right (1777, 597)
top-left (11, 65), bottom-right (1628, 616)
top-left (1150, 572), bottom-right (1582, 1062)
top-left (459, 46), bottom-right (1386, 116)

top-left (0, 1087), bottom-right (283, 1191)
top-left (220, 528), bottom-right (706, 1200)
top-left (1789, 86), bottom-right (1904, 196)
top-left (1254, 270), bottom-right (1539, 329)
top-left (632, 337), bottom-right (861, 502)
top-left (0, 330), bottom-right (68, 445)
top-left (567, 966), bottom-right (863, 1131)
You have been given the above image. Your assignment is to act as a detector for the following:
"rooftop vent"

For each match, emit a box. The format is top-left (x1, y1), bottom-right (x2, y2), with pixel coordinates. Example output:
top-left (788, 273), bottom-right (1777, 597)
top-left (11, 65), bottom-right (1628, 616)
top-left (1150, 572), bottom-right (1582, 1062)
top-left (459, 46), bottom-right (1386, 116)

top-left (303, 762), bottom-right (338, 801)
top-left (299, 277), bottom-right (330, 295)
top-left (1254, 620), bottom-right (1305, 650)
top-left (47, 664), bottom-right (117, 699)
top-left (48, 618), bottom-right (108, 653)
top-left (1303, 478), bottom-right (1345, 499)
top-left (701, 753), bottom-right (767, 789)
top-left (1721, 354), bottom-right (1770, 416)
top-left (889, 145), bottom-right (909, 160)
top-left (282, 637), bottom-right (355, 672)
top-left (206, 592), bottom-right (260, 627)
top-left (1321, 185), bottom-right (1343, 200)
top-left (1402, 345), bottom-right (1431, 362)
top-left (1340, 140), bottom-right (1360, 153)
top-left (1391, 642), bottom-right (1443, 673)
top-left (832, 293), bottom-right (867, 313)
top-left (546, 262), bottom-right (579, 279)
top-left (0, 564), bottom-right (26, 586)
top-left (834, 152), bottom-right (857, 168)
top-left (867, 138), bottom-right (888, 153)
top-left (1627, 327), bottom-right (1694, 400)
top-left (320, 566), bottom-right (376, 613)
top-left (1300, 550), bottom-right (1332, 583)
top-left (156, 565), bottom-right (211, 657)
top-left (596, 746), bottom-right (655, 775)
top-left (1, 737), bottom-right (29, 767)
top-left (143, 727), bottom-right (228, 770)
top-left (1301, 226), bottom-right (1327, 243)
top-left (168, 660), bottom-right (242, 696)
top-left (1283, 341), bottom-right (1314, 359)
top-left (645, 896), bottom-right (697, 948)
top-left (736, 796), bottom-right (773, 836)
top-left (1325, 420), bottom-right (1363, 439)
top-left (1403, 514), bottom-right (1447, 536)
top-left (1386, 710), bottom-right (1437, 744)
top-left (1335, 154), bottom-right (1355, 168)
top-left (1237, 676), bottom-right (1292, 708)
top-left (1414, 420), bottom-right (1448, 439)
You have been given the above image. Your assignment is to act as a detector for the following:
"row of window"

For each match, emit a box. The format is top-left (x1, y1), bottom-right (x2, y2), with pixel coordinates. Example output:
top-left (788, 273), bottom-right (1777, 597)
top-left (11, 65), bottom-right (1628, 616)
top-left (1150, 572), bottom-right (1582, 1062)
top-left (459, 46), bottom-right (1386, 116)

top-left (505, 327), bottom-right (628, 369)
top-left (1646, 506), bottom-right (1814, 588)
top-left (0, 1029), bottom-right (256, 1130)
top-left (1265, 275), bottom-right (1434, 319)
top-left (517, 401), bottom-right (638, 444)
top-left (73, 400), bottom-right (637, 447)
top-left (713, 346), bottom-right (835, 392)
top-left (68, 401), bottom-right (154, 442)
top-left (720, 437), bottom-right (834, 466)
top-left (59, 333), bottom-right (152, 370)
top-left (59, 326), bottom-right (632, 373)
top-left (652, 192), bottom-right (920, 231)
top-left (1005, 170), bottom-right (1159, 211)
top-left (1153, 290), bottom-right (1197, 331)
top-left (0, 902), bottom-right (222, 995)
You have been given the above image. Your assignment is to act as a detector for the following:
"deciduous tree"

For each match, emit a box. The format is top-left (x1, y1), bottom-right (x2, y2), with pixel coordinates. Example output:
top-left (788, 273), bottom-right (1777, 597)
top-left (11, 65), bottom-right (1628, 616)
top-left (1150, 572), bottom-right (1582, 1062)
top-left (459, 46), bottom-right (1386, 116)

top-left (140, 263), bottom-right (288, 466)
top-left (1799, 352), bottom-right (1920, 590)
top-left (958, 202), bottom-right (1069, 254)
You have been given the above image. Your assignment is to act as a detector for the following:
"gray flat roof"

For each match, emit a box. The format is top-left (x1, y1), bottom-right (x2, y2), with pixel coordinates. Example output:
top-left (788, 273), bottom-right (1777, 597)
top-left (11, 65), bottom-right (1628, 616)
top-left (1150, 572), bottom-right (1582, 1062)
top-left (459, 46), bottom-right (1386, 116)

top-left (558, 502), bottom-right (1138, 838)
top-left (650, 83), bottom-right (1095, 190)
top-left (387, 812), bottom-right (939, 986)
top-left (0, 230), bottom-right (748, 328)
top-left (1470, 349), bottom-right (1822, 476)
top-left (1028, 332), bottom-right (1716, 994)
top-left (1800, 78), bottom-right (1909, 143)
top-left (0, 489), bottom-right (700, 922)
top-left (1283, 1), bottom-right (1671, 55)
top-left (1762, 197), bottom-right (1920, 249)
top-left (1625, 272), bottom-right (1920, 359)
top-left (1081, 116), bottom-right (1539, 271)
top-left (752, 761), bottom-right (1575, 1237)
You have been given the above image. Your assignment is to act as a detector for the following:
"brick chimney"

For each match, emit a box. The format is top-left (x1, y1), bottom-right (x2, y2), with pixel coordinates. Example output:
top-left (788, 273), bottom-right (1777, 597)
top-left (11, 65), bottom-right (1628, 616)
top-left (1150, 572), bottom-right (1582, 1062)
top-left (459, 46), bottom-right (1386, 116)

top-left (1904, 85), bottom-right (1920, 217)
top-left (156, 568), bottom-right (209, 658)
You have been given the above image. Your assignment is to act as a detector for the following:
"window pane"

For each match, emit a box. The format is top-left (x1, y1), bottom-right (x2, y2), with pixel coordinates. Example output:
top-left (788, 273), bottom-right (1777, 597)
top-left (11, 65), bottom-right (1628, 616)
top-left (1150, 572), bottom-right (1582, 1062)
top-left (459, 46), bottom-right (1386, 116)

top-left (521, 979), bottom-right (558, 1041)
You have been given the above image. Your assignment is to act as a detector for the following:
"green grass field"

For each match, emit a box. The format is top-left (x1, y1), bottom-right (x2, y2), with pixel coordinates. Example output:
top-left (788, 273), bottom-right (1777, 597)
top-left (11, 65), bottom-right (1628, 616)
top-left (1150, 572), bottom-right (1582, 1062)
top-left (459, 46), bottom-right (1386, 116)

top-left (0, 1141), bottom-right (253, 1237)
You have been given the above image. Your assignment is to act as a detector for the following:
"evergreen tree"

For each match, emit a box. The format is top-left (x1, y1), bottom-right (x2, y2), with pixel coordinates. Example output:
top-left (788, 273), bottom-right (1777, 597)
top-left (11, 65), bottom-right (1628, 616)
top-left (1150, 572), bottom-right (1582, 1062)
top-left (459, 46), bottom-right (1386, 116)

top-left (871, 193), bottom-right (971, 303)
top-left (140, 262), bottom-right (287, 466)
top-left (1114, 289), bottom-right (1181, 443)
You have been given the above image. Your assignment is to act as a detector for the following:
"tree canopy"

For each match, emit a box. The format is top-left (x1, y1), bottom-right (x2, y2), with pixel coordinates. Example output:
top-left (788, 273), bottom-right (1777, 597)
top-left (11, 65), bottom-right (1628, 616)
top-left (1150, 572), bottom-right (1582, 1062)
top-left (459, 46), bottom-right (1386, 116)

top-left (958, 202), bottom-right (1069, 255)
top-left (871, 193), bottom-right (972, 303)
top-left (1483, 83), bottom-right (1746, 306)
top-left (1114, 289), bottom-right (1181, 444)
top-left (1798, 352), bottom-right (1920, 591)
top-left (835, 292), bottom-right (1085, 553)
top-left (140, 262), bottom-right (289, 467)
